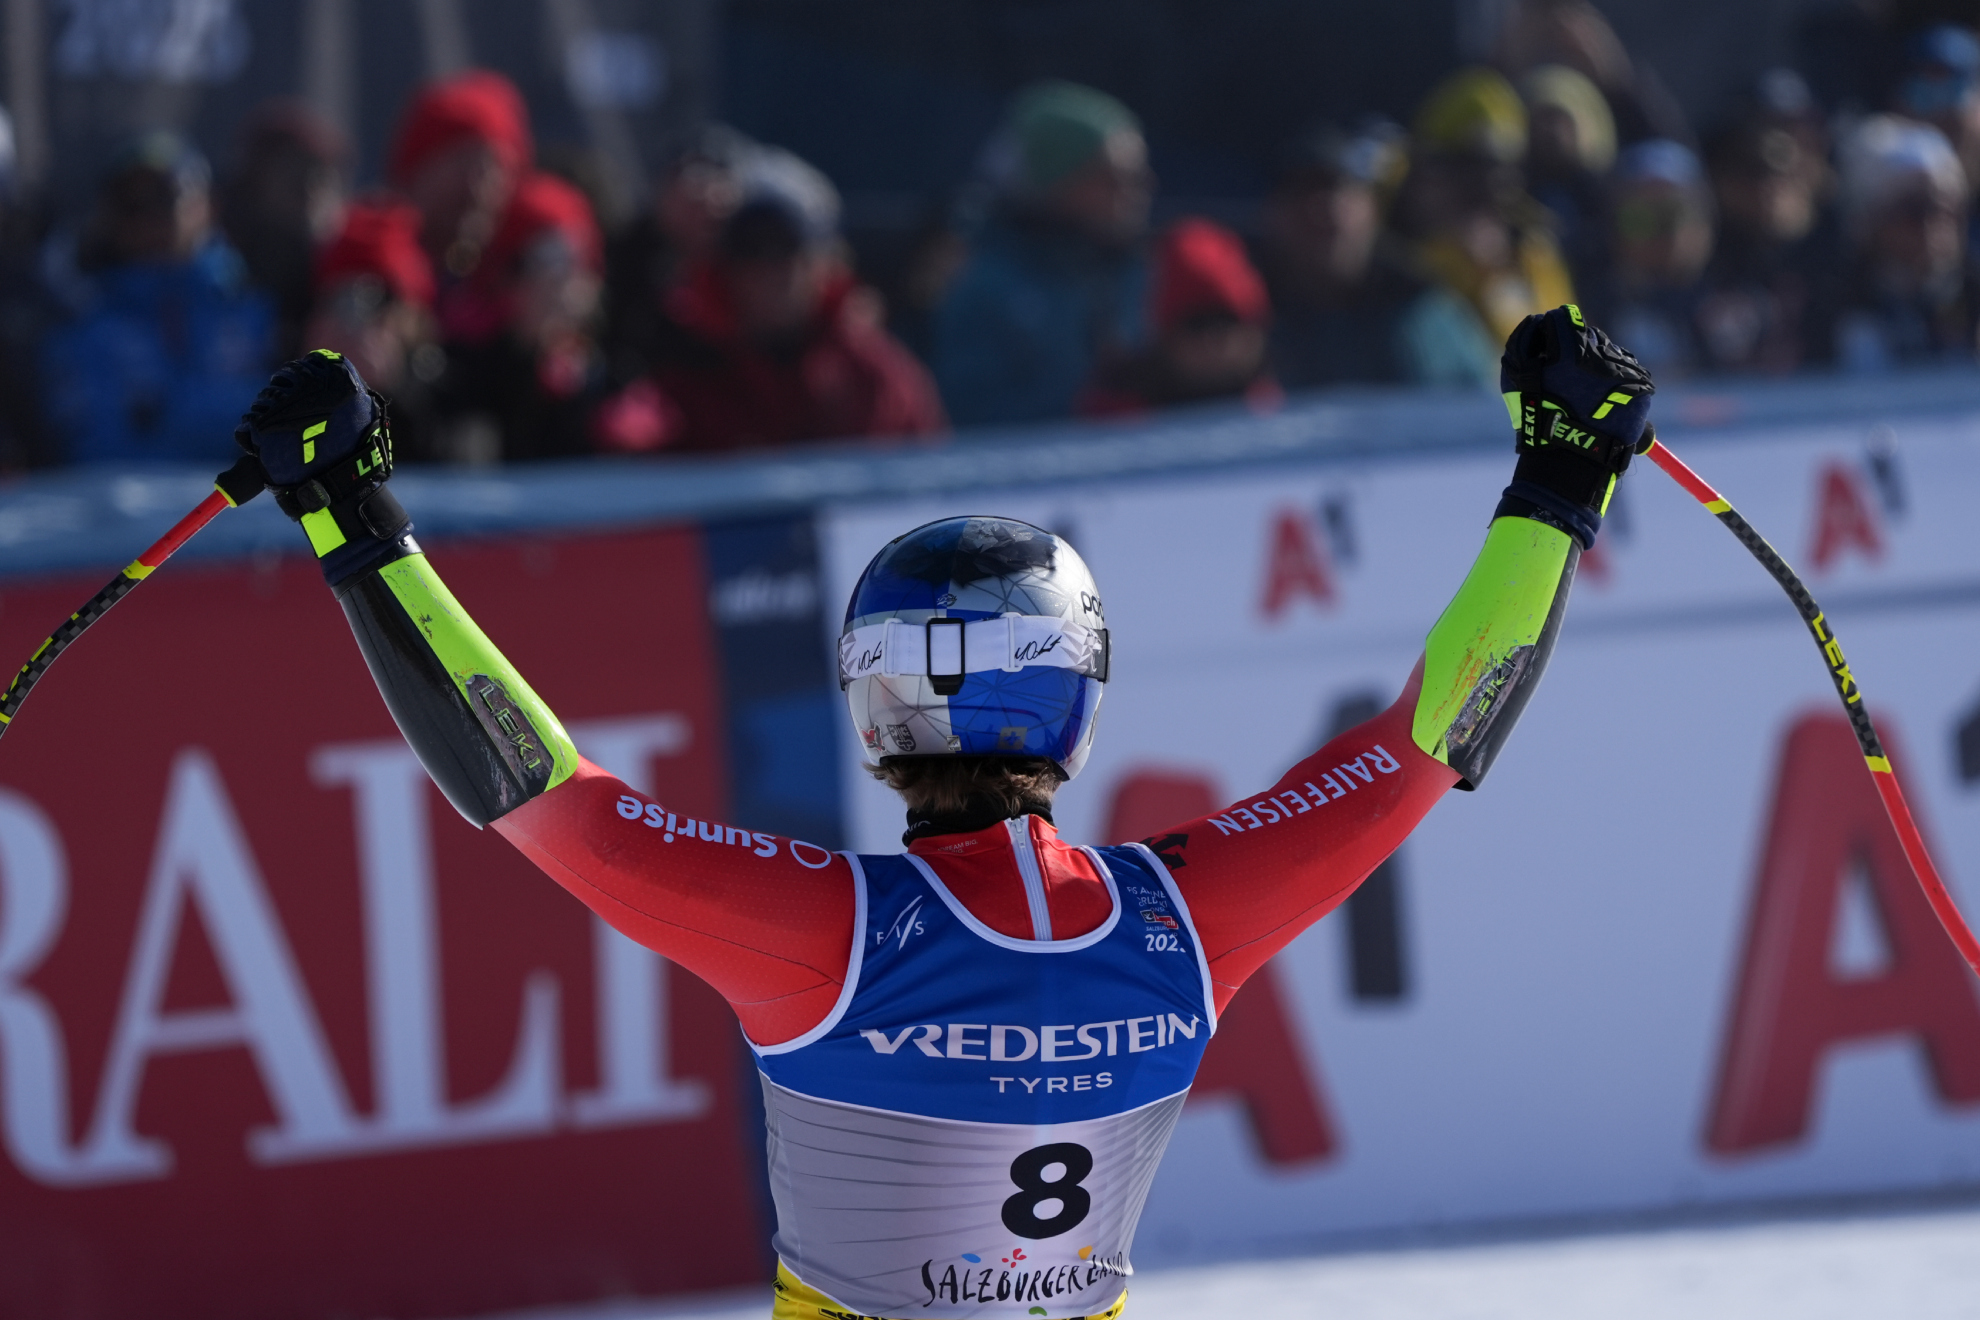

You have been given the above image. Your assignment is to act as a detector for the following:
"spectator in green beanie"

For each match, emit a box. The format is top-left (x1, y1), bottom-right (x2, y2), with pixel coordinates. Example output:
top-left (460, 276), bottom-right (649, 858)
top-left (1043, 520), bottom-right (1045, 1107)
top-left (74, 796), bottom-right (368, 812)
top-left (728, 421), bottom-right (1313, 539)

top-left (933, 80), bottom-right (1155, 427)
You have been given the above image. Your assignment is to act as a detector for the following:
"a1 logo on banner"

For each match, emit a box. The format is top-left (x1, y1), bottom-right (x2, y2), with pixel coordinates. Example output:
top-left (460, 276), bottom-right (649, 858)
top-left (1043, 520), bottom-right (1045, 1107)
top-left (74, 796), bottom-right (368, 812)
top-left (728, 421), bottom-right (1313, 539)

top-left (1705, 710), bottom-right (1980, 1155)
top-left (1260, 506), bottom-right (1338, 622)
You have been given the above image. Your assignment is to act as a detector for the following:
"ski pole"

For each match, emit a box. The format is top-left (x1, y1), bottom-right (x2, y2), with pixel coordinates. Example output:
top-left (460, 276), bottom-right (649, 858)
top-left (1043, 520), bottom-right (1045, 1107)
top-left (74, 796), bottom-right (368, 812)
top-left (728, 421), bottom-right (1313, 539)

top-left (0, 454), bottom-right (265, 743)
top-left (1642, 433), bottom-right (1980, 978)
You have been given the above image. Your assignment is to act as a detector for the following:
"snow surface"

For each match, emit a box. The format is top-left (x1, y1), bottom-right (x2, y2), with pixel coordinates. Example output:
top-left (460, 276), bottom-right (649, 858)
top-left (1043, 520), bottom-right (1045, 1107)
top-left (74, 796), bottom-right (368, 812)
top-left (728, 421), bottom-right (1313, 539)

top-left (492, 1203), bottom-right (1980, 1320)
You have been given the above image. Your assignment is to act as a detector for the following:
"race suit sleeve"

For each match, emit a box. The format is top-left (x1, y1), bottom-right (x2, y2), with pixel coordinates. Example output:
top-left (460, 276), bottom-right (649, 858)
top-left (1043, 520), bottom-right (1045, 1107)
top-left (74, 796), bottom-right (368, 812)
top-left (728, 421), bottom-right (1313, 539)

top-left (1161, 514), bottom-right (1582, 1011)
top-left (333, 551), bottom-right (857, 1046)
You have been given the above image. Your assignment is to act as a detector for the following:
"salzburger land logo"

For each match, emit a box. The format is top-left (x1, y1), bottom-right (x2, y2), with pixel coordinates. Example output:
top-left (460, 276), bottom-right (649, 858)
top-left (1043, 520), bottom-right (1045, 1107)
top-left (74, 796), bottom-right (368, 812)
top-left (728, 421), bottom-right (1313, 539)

top-left (920, 1246), bottom-right (1129, 1310)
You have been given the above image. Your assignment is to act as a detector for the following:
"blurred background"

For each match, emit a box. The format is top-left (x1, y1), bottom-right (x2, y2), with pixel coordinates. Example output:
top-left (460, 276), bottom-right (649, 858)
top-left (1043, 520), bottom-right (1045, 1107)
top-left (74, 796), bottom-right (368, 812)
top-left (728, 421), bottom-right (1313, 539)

top-left (3, 0), bottom-right (1980, 468)
top-left (5, 4), bottom-right (1980, 1320)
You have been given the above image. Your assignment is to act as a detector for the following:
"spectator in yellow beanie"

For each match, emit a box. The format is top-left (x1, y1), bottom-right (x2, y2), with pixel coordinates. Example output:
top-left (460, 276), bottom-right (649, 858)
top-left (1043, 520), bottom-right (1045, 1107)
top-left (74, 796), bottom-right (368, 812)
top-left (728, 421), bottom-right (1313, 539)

top-left (1389, 67), bottom-right (1576, 386)
top-left (1523, 64), bottom-right (1617, 287)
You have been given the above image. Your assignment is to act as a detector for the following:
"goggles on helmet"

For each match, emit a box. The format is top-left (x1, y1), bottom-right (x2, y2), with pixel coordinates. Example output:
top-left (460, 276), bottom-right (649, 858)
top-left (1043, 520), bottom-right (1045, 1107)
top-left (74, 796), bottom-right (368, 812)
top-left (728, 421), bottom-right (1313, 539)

top-left (839, 615), bottom-right (1108, 693)
top-left (841, 516), bottom-right (1109, 778)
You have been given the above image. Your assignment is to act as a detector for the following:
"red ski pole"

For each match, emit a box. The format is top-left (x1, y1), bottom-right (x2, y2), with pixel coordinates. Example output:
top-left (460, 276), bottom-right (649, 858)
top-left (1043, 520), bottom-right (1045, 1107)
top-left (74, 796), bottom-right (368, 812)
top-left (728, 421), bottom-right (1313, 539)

top-left (1642, 434), bottom-right (1980, 978)
top-left (0, 454), bottom-right (265, 741)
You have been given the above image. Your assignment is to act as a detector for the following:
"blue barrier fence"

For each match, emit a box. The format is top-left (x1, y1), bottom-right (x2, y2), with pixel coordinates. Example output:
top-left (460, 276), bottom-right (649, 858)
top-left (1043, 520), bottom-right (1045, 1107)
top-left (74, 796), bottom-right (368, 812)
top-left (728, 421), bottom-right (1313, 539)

top-left (5, 368), bottom-right (1978, 582)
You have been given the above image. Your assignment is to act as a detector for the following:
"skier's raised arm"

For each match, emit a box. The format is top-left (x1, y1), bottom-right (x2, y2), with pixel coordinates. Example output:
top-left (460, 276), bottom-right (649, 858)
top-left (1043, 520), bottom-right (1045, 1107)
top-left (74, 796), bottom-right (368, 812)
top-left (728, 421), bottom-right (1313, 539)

top-left (231, 352), bottom-right (582, 823)
top-left (233, 352), bottom-right (859, 1045)
top-left (1163, 305), bottom-right (1656, 1005)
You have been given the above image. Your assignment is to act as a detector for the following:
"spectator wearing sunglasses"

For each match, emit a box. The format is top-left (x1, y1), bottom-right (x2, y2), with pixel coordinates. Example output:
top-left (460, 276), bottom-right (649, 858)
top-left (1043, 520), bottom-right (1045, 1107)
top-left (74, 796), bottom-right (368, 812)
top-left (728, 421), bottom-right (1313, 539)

top-left (1589, 139), bottom-right (1715, 377)
top-left (1521, 64), bottom-right (1618, 291)
top-left (1079, 217), bottom-right (1279, 417)
top-left (1253, 120), bottom-right (1427, 389)
top-left (1891, 24), bottom-right (1980, 262)
top-left (1818, 114), bottom-right (1979, 371)
top-left (934, 81), bottom-right (1154, 427)
top-left (1690, 71), bottom-right (1836, 375)
top-left (1390, 68), bottom-right (1577, 388)
top-left (640, 148), bottom-right (945, 452)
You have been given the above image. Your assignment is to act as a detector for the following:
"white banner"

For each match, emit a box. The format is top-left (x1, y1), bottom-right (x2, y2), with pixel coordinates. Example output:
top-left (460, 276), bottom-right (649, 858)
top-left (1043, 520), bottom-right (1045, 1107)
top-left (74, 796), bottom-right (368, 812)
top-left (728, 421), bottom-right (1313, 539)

top-left (820, 409), bottom-right (1980, 1259)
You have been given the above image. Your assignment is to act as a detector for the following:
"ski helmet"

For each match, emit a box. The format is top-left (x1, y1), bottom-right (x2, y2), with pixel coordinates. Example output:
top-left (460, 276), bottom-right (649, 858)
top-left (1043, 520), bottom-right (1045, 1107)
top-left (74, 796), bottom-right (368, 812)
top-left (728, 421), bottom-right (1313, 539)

top-left (841, 516), bottom-right (1110, 778)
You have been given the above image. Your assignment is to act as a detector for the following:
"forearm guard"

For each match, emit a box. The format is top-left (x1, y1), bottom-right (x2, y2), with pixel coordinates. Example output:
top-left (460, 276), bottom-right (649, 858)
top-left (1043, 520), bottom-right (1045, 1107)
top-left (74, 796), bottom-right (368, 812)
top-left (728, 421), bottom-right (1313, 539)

top-left (1411, 515), bottom-right (1579, 790)
top-left (335, 550), bottom-right (579, 827)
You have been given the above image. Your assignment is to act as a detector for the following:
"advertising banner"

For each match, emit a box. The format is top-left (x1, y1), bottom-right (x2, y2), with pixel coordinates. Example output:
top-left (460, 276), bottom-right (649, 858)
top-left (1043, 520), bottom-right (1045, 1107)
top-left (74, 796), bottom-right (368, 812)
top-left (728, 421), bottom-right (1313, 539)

top-left (0, 525), bottom-right (779, 1319)
top-left (820, 413), bottom-right (1980, 1259)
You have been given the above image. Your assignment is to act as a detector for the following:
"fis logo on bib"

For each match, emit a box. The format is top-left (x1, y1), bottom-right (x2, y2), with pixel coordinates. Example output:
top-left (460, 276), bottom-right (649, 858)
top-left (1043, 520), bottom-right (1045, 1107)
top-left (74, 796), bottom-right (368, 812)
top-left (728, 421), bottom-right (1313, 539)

top-left (875, 896), bottom-right (928, 949)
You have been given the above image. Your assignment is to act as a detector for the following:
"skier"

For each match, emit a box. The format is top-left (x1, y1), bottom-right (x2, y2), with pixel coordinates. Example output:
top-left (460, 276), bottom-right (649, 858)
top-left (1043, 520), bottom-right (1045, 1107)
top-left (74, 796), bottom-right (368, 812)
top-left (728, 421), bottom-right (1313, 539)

top-left (233, 302), bottom-right (1653, 1320)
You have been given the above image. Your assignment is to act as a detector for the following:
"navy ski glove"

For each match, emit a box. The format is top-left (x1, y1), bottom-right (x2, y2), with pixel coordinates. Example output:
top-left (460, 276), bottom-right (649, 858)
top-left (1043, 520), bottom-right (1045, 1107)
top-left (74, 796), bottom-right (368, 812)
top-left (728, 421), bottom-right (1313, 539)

top-left (1496, 304), bottom-right (1656, 549)
top-left (234, 349), bottom-right (415, 587)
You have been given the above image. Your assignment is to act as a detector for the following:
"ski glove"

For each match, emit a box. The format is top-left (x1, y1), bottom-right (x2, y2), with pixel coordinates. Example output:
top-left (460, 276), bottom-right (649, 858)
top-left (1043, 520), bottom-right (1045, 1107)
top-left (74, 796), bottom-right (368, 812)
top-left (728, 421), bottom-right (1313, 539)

top-left (1496, 304), bottom-right (1656, 549)
top-left (235, 350), bottom-right (414, 587)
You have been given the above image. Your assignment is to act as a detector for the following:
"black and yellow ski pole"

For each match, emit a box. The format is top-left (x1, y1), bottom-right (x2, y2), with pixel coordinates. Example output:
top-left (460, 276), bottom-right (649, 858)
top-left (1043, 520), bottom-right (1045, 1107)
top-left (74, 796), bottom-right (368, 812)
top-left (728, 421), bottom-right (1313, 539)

top-left (1643, 434), bottom-right (1980, 977)
top-left (0, 454), bottom-right (265, 742)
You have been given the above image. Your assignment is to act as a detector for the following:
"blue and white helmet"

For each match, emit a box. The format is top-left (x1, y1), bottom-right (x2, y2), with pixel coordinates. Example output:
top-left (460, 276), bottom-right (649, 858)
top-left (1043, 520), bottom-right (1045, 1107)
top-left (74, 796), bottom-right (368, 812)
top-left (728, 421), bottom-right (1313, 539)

top-left (841, 516), bottom-right (1109, 778)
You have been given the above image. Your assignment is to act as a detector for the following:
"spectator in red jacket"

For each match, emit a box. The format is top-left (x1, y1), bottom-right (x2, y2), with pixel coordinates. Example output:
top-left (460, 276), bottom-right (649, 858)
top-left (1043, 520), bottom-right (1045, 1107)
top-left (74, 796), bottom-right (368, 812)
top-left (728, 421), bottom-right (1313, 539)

top-left (436, 170), bottom-right (620, 461)
top-left (642, 149), bottom-right (945, 453)
top-left (303, 200), bottom-right (443, 456)
top-left (389, 70), bottom-right (531, 291)
top-left (305, 201), bottom-right (436, 393)
top-left (386, 70), bottom-right (633, 462)
top-left (1079, 217), bottom-right (1279, 417)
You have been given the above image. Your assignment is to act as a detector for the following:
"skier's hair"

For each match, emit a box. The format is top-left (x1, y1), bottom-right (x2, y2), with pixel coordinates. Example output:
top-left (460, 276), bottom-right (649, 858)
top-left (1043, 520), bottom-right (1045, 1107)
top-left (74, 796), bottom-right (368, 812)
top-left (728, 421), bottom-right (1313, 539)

top-left (869, 756), bottom-right (1066, 818)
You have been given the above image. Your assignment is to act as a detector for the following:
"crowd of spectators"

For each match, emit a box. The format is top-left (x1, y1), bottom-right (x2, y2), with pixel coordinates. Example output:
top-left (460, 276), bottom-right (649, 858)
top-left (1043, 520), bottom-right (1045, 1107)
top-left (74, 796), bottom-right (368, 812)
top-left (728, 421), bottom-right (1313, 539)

top-left (4, 0), bottom-right (1980, 472)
